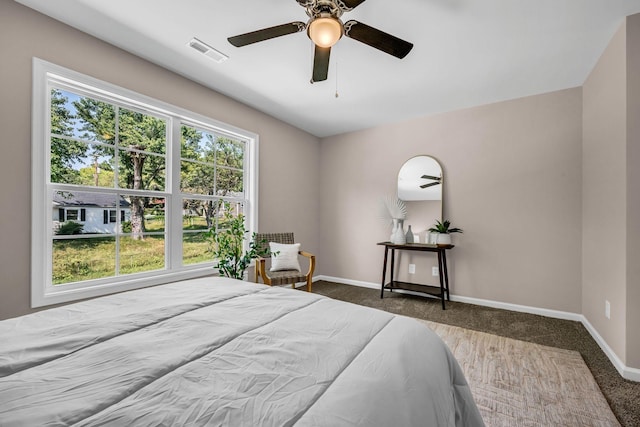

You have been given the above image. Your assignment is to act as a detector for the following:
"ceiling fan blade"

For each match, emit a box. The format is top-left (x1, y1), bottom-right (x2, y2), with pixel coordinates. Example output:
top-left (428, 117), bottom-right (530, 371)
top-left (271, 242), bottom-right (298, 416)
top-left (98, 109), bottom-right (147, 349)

top-left (336, 0), bottom-right (368, 11)
top-left (420, 182), bottom-right (441, 189)
top-left (311, 45), bottom-right (331, 83)
top-left (421, 175), bottom-right (441, 181)
top-left (344, 20), bottom-right (413, 59)
top-left (228, 22), bottom-right (306, 47)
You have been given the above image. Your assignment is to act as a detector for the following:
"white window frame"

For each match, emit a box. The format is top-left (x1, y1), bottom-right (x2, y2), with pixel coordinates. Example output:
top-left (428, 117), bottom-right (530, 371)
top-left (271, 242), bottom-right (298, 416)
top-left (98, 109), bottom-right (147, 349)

top-left (31, 58), bottom-right (259, 308)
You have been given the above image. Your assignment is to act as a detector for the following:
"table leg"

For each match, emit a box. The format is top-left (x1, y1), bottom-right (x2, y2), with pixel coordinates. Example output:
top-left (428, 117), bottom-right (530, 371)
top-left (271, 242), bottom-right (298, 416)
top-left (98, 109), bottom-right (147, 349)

top-left (380, 246), bottom-right (389, 299)
top-left (442, 250), bottom-right (450, 301)
top-left (389, 249), bottom-right (396, 293)
top-left (437, 250), bottom-right (446, 310)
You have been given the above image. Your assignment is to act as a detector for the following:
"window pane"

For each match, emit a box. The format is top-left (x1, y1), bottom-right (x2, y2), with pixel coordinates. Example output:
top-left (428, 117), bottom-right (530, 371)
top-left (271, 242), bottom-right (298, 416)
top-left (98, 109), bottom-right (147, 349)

top-left (144, 199), bottom-right (166, 230)
top-left (118, 107), bottom-right (166, 155)
top-left (52, 236), bottom-right (116, 285)
top-left (182, 199), bottom-right (226, 266)
top-left (182, 199), bottom-right (216, 231)
top-left (207, 201), bottom-right (245, 254)
top-left (217, 201), bottom-right (244, 228)
top-left (117, 150), bottom-right (166, 191)
top-left (51, 89), bottom-right (116, 143)
top-left (119, 234), bottom-right (165, 274)
top-left (119, 195), bottom-right (165, 274)
top-left (180, 125), bottom-right (244, 197)
top-left (181, 125), bottom-right (210, 161)
top-left (183, 201), bottom-right (244, 266)
top-left (120, 195), bottom-right (165, 237)
top-left (50, 138), bottom-right (87, 185)
top-left (180, 160), bottom-right (215, 194)
top-left (215, 137), bottom-right (244, 168)
top-left (216, 167), bottom-right (243, 197)
top-left (53, 190), bottom-right (123, 235)
top-left (182, 231), bottom-right (211, 266)
top-left (50, 141), bottom-right (115, 186)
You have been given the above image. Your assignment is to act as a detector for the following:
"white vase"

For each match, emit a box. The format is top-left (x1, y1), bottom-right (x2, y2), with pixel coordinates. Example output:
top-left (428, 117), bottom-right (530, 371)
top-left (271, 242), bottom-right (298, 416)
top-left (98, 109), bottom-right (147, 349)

top-left (390, 219), bottom-right (398, 242)
top-left (436, 233), bottom-right (451, 245)
top-left (391, 218), bottom-right (406, 244)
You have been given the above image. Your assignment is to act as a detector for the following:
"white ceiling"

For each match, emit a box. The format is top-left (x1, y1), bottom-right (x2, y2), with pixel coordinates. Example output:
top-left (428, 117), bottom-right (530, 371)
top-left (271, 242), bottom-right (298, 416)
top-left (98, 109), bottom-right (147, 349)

top-left (15, 0), bottom-right (640, 137)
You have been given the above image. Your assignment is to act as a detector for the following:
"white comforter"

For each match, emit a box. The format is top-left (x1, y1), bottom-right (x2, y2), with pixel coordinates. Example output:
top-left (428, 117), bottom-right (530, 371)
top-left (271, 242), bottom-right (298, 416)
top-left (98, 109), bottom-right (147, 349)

top-left (0, 277), bottom-right (483, 426)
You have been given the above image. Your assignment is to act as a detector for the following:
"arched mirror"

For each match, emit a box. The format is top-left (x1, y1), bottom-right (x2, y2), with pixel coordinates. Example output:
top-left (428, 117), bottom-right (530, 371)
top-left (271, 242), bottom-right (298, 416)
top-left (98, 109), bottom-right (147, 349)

top-left (397, 155), bottom-right (443, 202)
top-left (397, 156), bottom-right (443, 242)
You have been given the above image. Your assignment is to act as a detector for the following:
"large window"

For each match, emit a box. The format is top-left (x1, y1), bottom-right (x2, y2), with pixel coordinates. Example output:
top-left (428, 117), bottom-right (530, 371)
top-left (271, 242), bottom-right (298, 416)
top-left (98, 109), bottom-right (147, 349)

top-left (32, 59), bottom-right (258, 307)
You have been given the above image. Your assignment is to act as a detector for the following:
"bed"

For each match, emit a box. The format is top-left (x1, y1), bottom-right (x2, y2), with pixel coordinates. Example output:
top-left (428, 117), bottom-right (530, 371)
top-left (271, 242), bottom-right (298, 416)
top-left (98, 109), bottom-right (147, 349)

top-left (0, 277), bottom-right (484, 426)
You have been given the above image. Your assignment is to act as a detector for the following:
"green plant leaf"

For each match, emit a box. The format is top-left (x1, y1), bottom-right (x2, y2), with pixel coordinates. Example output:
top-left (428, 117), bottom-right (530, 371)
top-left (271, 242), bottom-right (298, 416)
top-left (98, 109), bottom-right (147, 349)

top-left (427, 219), bottom-right (463, 234)
top-left (206, 200), bottom-right (266, 279)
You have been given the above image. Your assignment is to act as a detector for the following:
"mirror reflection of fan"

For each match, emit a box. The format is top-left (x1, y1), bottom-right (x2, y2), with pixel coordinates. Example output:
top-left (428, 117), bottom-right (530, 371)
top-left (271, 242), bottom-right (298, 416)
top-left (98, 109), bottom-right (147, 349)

top-left (227, 0), bottom-right (414, 83)
top-left (420, 174), bottom-right (442, 189)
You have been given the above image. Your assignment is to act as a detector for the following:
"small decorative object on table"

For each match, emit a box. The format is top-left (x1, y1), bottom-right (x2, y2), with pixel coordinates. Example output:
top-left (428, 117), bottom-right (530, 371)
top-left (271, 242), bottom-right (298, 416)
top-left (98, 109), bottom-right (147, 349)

top-left (380, 196), bottom-right (407, 244)
top-left (428, 219), bottom-right (463, 247)
top-left (405, 225), bottom-right (414, 243)
top-left (391, 218), bottom-right (406, 244)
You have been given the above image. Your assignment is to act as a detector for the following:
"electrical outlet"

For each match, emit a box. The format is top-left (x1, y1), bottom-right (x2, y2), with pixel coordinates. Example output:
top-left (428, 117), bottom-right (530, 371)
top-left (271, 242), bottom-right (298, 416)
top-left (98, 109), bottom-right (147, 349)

top-left (409, 264), bottom-right (416, 274)
top-left (432, 266), bottom-right (439, 277)
top-left (605, 300), bottom-right (611, 319)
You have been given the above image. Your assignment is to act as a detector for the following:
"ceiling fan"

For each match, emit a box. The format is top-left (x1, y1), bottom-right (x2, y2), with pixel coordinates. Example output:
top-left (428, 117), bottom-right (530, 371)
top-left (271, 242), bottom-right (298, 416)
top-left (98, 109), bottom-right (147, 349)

top-left (420, 174), bottom-right (441, 189)
top-left (227, 0), bottom-right (414, 83)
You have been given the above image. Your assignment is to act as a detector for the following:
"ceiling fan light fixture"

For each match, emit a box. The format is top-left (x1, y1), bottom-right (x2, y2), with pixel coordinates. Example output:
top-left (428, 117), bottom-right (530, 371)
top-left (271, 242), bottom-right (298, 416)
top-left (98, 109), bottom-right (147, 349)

top-left (308, 16), bottom-right (343, 48)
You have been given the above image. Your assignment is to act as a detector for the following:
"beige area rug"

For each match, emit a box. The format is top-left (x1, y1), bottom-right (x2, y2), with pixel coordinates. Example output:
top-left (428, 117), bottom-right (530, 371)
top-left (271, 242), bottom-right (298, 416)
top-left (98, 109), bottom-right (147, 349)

top-left (415, 319), bottom-right (620, 427)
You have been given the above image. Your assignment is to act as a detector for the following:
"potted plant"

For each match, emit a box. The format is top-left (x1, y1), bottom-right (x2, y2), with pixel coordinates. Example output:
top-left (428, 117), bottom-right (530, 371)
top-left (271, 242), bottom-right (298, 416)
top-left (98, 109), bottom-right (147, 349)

top-left (206, 201), bottom-right (269, 280)
top-left (428, 219), bottom-right (463, 246)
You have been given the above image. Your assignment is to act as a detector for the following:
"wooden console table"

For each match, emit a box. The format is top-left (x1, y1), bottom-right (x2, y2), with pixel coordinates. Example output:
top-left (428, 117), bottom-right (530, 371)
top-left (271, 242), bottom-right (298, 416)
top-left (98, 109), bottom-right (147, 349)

top-left (377, 242), bottom-right (453, 310)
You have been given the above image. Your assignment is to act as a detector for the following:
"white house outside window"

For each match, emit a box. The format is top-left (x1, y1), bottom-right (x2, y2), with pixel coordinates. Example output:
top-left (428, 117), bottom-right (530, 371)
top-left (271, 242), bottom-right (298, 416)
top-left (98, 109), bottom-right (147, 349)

top-left (31, 59), bottom-right (258, 307)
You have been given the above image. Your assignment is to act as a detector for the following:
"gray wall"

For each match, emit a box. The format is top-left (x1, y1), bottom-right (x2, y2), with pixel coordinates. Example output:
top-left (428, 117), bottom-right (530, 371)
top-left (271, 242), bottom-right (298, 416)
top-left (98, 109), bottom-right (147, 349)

top-left (582, 13), bottom-right (640, 369)
top-left (319, 89), bottom-right (583, 313)
top-left (0, 1), bottom-right (321, 320)
top-left (582, 21), bottom-right (628, 365)
top-left (627, 12), bottom-right (640, 371)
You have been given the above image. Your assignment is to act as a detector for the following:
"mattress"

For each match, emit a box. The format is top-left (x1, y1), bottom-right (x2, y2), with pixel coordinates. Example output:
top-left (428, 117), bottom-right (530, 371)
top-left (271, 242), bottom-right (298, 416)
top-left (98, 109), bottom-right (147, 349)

top-left (0, 277), bottom-right (484, 426)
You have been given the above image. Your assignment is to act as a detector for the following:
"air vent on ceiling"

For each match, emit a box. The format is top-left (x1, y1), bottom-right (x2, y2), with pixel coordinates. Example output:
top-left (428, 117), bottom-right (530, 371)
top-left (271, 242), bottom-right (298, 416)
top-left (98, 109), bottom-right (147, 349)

top-left (188, 37), bottom-right (228, 63)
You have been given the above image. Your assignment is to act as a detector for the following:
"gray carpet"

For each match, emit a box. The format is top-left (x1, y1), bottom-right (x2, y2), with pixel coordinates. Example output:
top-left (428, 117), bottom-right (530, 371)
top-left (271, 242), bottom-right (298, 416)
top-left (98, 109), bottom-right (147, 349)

top-left (309, 280), bottom-right (640, 427)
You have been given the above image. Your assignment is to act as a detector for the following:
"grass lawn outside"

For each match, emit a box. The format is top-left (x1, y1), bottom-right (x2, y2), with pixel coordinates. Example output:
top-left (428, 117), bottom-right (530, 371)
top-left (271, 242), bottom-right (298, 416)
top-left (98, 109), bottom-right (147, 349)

top-left (52, 216), bottom-right (213, 285)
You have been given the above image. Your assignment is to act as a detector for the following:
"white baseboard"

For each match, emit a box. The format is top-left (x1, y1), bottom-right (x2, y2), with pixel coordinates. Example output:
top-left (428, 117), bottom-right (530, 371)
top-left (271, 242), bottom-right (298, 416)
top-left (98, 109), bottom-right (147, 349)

top-left (314, 275), bottom-right (640, 382)
top-left (581, 316), bottom-right (640, 382)
top-left (314, 275), bottom-right (378, 289)
top-left (449, 294), bottom-right (583, 322)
